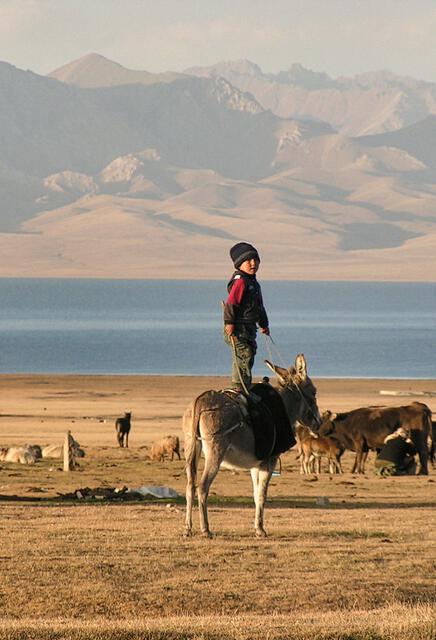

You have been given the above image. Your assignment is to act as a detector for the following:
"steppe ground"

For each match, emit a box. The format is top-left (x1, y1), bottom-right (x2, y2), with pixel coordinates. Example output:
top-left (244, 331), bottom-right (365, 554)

top-left (0, 374), bottom-right (435, 640)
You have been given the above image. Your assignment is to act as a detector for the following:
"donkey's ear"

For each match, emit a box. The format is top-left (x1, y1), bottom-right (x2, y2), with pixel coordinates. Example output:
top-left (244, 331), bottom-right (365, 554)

top-left (264, 360), bottom-right (288, 384)
top-left (295, 354), bottom-right (307, 380)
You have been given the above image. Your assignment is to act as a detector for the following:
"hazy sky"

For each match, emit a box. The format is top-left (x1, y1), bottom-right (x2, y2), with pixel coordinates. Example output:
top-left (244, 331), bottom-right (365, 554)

top-left (1, 0), bottom-right (435, 81)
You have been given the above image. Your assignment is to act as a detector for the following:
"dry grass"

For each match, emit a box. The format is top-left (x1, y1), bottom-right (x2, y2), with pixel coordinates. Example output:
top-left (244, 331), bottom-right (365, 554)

top-left (0, 375), bottom-right (435, 639)
top-left (0, 604), bottom-right (435, 639)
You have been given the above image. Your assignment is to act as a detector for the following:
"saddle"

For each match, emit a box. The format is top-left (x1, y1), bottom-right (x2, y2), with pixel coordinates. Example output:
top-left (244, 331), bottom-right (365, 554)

top-left (224, 383), bottom-right (296, 461)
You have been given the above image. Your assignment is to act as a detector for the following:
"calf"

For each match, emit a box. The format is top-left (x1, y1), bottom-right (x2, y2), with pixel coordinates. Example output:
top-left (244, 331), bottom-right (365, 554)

top-left (115, 412), bottom-right (132, 448)
top-left (150, 435), bottom-right (181, 462)
top-left (296, 423), bottom-right (344, 474)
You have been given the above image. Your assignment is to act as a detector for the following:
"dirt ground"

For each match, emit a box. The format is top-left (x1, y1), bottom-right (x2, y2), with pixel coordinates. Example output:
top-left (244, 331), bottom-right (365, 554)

top-left (0, 374), bottom-right (435, 639)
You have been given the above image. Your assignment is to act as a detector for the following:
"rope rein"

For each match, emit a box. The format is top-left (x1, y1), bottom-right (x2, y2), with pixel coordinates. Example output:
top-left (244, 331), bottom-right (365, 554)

top-left (262, 333), bottom-right (321, 429)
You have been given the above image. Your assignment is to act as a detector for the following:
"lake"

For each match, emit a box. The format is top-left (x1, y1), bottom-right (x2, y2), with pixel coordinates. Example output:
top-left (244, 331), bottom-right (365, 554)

top-left (0, 279), bottom-right (435, 378)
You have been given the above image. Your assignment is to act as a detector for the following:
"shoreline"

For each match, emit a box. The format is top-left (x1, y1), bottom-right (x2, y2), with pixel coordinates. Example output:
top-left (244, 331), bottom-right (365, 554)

top-left (0, 371), bottom-right (436, 384)
top-left (0, 374), bottom-right (434, 421)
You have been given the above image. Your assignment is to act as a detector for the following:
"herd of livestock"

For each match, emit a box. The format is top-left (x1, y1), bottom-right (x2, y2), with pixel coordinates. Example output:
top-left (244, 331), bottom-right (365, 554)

top-left (1, 400), bottom-right (434, 475)
top-left (297, 402), bottom-right (435, 475)
top-left (0, 413), bottom-right (181, 466)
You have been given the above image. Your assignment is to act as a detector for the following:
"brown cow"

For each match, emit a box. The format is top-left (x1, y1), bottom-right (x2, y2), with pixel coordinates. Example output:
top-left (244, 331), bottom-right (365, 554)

top-left (296, 423), bottom-right (344, 474)
top-left (430, 421), bottom-right (436, 468)
top-left (319, 402), bottom-right (432, 474)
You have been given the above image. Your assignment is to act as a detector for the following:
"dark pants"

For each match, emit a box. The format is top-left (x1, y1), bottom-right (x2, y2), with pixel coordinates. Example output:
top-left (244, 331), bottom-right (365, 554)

top-left (224, 324), bottom-right (257, 388)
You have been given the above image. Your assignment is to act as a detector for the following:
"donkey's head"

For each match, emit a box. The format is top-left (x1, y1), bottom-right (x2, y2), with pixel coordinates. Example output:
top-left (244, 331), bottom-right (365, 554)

top-left (265, 354), bottom-right (320, 431)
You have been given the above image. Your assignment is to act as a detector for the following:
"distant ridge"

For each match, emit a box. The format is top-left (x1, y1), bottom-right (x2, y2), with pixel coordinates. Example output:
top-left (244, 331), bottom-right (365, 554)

top-left (185, 59), bottom-right (436, 136)
top-left (0, 56), bottom-right (434, 280)
top-left (49, 53), bottom-right (186, 87)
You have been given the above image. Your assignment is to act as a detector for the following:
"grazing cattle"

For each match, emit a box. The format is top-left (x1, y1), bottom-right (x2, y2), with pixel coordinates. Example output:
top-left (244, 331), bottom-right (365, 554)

top-left (0, 445), bottom-right (40, 464)
top-left (319, 402), bottom-right (432, 474)
top-left (296, 423), bottom-right (344, 474)
top-left (115, 412), bottom-right (131, 448)
top-left (150, 435), bottom-right (181, 462)
top-left (42, 434), bottom-right (85, 459)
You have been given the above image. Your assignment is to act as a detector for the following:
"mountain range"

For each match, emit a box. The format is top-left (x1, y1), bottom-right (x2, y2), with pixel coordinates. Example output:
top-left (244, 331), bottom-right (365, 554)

top-left (0, 53), bottom-right (435, 280)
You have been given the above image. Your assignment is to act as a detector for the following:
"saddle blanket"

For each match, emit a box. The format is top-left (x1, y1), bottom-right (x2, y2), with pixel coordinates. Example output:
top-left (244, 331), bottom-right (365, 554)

top-left (224, 383), bottom-right (296, 460)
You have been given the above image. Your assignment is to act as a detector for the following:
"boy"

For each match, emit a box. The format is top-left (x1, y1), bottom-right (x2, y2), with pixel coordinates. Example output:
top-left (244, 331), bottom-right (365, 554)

top-left (223, 242), bottom-right (270, 391)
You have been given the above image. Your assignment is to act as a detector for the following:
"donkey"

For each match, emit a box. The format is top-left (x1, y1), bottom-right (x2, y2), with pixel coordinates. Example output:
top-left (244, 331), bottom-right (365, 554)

top-left (183, 354), bottom-right (320, 538)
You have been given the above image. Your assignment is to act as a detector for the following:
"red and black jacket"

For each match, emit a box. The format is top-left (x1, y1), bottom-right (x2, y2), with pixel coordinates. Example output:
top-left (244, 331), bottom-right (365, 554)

top-left (223, 271), bottom-right (269, 329)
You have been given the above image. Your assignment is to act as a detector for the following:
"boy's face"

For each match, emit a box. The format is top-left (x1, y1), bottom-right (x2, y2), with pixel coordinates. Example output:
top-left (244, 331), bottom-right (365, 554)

top-left (238, 258), bottom-right (259, 275)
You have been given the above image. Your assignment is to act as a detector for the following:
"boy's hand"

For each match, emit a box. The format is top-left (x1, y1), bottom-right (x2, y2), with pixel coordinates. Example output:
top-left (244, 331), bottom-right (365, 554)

top-left (225, 324), bottom-right (235, 336)
top-left (260, 326), bottom-right (270, 336)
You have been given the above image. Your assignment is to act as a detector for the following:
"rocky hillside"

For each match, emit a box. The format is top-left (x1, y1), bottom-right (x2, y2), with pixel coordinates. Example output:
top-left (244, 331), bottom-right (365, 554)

top-left (186, 60), bottom-right (436, 136)
top-left (0, 57), bottom-right (435, 280)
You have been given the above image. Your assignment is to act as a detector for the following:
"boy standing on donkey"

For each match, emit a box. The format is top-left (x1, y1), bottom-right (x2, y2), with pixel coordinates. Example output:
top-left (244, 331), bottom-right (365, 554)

top-left (223, 242), bottom-right (270, 392)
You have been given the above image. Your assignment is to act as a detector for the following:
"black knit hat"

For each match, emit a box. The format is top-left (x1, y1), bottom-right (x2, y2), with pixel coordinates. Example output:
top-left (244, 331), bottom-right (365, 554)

top-left (230, 242), bottom-right (260, 268)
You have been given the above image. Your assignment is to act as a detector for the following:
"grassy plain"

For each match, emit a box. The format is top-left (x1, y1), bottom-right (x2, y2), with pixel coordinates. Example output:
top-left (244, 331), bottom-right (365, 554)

top-left (0, 374), bottom-right (435, 639)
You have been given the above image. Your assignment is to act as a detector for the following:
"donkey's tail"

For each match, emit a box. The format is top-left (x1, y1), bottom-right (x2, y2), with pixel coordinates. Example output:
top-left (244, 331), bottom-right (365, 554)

top-left (184, 391), bottom-right (210, 484)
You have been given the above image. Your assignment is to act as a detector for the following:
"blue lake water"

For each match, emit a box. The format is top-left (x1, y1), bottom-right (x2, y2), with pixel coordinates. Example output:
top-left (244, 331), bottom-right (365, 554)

top-left (0, 279), bottom-right (435, 378)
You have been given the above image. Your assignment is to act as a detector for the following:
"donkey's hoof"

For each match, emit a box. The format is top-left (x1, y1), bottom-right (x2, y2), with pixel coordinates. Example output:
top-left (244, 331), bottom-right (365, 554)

top-left (201, 530), bottom-right (213, 539)
top-left (255, 528), bottom-right (268, 538)
top-left (183, 528), bottom-right (194, 538)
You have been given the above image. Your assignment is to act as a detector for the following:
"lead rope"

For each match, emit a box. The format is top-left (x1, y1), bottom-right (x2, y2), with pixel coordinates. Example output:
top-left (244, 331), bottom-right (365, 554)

top-left (262, 334), bottom-right (321, 429)
top-left (262, 332), bottom-right (287, 369)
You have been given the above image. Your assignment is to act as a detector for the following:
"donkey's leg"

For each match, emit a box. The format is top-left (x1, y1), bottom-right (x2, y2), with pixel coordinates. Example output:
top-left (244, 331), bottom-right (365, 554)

top-left (254, 457), bottom-right (277, 537)
top-left (197, 442), bottom-right (227, 538)
top-left (250, 467), bottom-right (260, 509)
top-left (184, 435), bottom-right (201, 537)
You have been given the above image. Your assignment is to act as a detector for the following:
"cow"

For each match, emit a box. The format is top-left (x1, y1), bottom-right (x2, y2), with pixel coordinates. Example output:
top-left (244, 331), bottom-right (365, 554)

top-left (318, 402), bottom-right (432, 475)
top-left (115, 412), bottom-right (131, 448)
top-left (150, 435), bottom-right (181, 462)
top-left (430, 421), bottom-right (436, 469)
top-left (42, 434), bottom-right (85, 459)
top-left (296, 423), bottom-right (344, 475)
top-left (0, 445), bottom-right (40, 464)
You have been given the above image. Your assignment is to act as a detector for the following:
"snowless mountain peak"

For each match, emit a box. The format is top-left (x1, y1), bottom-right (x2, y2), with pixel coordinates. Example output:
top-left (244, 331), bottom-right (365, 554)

top-left (48, 52), bottom-right (184, 87)
top-left (185, 59), bottom-right (263, 78)
top-left (273, 63), bottom-right (336, 89)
